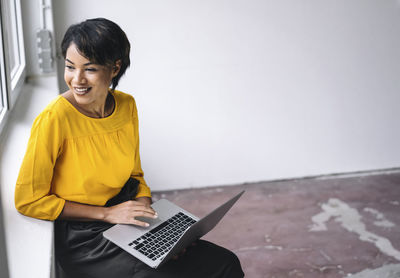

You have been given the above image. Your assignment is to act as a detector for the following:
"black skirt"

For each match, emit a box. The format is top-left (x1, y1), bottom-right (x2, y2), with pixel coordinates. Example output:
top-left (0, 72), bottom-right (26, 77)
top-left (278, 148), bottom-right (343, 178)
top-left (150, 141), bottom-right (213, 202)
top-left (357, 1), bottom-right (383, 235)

top-left (54, 178), bottom-right (244, 278)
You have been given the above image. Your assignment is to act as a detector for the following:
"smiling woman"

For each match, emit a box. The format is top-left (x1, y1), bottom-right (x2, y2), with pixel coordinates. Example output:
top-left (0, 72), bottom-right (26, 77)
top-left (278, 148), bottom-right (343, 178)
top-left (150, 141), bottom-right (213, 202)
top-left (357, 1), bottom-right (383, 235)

top-left (60, 18), bottom-right (127, 119)
top-left (14, 18), bottom-right (244, 278)
top-left (62, 44), bottom-right (119, 118)
top-left (60, 18), bottom-right (125, 119)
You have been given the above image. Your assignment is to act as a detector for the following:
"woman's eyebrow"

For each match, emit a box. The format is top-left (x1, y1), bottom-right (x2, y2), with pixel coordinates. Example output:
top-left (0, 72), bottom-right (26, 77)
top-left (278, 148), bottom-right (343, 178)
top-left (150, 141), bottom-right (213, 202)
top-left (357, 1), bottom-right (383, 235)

top-left (65, 58), bottom-right (94, 66)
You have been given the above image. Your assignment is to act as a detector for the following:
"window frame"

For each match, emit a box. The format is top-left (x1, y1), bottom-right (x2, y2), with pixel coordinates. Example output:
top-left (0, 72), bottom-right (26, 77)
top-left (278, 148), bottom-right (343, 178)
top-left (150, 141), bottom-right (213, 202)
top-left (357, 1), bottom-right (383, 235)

top-left (0, 0), bottom-right (26, 134)
top-left (7, 0), bottom-right (25, 91)
top-left (0, 18), bottom-right (8, 125)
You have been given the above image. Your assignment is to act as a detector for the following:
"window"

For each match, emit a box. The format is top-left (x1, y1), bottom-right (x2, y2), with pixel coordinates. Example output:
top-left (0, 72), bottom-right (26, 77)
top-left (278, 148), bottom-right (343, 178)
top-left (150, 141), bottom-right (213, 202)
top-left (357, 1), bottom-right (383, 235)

top-left (0, 15), bottom-right (8, 124)
top-left (3, 0), bottom-right (25, 90)
top-left (0, 0), bottom-right (26, 131)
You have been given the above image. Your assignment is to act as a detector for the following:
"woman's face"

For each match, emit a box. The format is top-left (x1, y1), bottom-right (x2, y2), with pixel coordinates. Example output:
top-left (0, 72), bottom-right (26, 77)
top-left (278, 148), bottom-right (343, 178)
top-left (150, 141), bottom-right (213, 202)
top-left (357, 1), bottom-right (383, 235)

top-left (64, 43), bottom-right (119, 108)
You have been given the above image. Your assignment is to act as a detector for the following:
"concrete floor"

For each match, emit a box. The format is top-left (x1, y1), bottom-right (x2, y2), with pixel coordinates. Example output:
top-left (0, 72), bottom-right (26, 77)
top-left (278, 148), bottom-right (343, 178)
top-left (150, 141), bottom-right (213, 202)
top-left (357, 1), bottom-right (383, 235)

top-left (152, 171), bottom-right (400, 278)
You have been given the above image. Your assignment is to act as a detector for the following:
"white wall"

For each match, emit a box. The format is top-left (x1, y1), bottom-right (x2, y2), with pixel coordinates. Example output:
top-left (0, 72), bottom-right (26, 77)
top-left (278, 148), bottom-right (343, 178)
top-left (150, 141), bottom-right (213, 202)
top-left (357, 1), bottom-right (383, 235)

top-left (52, 0), bottom-right (400, 191)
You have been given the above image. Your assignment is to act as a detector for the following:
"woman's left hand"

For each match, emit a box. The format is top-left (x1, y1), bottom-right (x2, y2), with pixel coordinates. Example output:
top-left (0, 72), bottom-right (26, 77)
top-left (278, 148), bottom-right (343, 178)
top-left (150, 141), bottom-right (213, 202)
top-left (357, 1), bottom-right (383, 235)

top-left (103, 200), bottom-right (157, 226)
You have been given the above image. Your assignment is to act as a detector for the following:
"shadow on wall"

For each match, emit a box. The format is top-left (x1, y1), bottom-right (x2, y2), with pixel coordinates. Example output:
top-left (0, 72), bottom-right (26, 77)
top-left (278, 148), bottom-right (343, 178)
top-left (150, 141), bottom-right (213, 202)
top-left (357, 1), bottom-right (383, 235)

top-left (51, 0), bottom-right (69, 94)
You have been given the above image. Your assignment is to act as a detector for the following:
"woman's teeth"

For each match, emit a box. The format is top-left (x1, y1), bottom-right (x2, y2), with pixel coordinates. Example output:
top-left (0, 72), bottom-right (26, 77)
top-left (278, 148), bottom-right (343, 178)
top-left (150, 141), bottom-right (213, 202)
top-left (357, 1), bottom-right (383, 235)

top-left (75, 87), bottom-right (90, 94)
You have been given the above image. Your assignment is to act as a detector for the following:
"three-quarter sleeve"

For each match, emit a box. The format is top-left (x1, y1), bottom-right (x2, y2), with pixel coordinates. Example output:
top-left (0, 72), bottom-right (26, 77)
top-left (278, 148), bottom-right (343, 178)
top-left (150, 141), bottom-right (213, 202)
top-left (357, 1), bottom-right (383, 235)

top-left (15, 110), bottom-right (65, 220)
top-left (130, 98), bottom-right (151, 198)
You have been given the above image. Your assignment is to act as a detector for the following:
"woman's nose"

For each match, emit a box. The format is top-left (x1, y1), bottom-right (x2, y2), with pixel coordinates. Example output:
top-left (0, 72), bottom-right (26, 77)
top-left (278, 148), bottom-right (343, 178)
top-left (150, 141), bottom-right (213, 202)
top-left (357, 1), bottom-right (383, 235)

top-left (73, 70), bottom-right (86, 84)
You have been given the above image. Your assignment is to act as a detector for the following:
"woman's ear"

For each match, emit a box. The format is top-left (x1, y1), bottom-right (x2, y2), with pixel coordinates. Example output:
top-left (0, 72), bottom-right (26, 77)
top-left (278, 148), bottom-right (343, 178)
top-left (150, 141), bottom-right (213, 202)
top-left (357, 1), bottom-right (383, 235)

top-left (112, 60), bottom-right (122, 77)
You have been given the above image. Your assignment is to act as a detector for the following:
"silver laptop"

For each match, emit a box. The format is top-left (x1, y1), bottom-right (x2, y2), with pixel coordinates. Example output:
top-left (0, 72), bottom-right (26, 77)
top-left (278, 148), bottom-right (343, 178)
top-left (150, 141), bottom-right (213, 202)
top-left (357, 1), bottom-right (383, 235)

top-left (103, 190), bottom-right (244, 269)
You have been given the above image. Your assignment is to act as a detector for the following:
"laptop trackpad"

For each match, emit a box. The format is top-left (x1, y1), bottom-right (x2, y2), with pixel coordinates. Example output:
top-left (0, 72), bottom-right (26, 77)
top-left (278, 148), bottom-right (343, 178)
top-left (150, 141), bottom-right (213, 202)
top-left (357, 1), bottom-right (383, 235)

top-left (135, 216), bottom-right (163, 228)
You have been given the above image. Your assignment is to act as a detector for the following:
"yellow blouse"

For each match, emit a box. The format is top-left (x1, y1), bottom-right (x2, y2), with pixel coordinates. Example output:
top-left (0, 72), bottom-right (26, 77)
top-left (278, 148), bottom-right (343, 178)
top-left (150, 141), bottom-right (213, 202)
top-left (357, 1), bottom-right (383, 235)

top-left (15, 90), bottom-right (151, 221)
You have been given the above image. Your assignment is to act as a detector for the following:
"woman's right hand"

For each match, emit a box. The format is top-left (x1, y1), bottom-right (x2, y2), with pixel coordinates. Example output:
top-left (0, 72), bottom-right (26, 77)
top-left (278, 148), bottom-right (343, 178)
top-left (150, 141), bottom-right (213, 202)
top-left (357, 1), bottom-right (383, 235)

top-left (104, 200), bottom-right (158, 227)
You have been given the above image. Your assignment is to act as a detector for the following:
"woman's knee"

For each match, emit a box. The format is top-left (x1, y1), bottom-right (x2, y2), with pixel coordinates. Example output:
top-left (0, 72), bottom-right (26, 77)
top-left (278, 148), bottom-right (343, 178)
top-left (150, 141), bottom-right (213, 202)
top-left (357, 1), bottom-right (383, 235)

top-left (198, 240), bottom-right (244, 277)
top-left (222, 249), bottom-right (244, 277)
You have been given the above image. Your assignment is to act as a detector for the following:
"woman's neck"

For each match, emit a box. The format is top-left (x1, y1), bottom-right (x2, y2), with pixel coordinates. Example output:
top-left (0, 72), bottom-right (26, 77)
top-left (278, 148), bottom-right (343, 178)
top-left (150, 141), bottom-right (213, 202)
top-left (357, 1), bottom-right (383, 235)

top-left (62, 90), bottom-right (115, 118)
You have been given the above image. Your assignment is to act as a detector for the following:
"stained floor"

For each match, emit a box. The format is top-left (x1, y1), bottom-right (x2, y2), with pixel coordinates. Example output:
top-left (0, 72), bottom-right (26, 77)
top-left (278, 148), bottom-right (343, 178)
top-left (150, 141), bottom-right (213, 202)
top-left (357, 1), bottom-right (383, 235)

top-left (152, 171), bottom-right (400, 278)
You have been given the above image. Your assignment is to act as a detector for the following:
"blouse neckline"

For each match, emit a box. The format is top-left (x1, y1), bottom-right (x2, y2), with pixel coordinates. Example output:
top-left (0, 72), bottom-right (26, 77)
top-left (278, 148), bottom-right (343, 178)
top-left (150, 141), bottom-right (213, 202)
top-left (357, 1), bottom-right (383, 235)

top-left (59, 91), bottom-right (118, 121)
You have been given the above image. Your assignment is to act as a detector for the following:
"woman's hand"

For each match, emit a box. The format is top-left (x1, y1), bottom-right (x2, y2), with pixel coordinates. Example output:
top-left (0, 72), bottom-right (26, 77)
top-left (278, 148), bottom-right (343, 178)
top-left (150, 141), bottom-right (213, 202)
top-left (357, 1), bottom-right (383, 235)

top-left (104, 200), bottom-right (158, 227)
top-left (59, 199), bottom-right (157, 227)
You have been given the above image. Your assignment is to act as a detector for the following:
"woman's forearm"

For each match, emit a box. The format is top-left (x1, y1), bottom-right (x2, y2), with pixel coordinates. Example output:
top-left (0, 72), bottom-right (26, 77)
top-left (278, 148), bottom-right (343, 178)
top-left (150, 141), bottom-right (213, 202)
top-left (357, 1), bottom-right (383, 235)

top-left (58, 200), bottom-right (107, 221)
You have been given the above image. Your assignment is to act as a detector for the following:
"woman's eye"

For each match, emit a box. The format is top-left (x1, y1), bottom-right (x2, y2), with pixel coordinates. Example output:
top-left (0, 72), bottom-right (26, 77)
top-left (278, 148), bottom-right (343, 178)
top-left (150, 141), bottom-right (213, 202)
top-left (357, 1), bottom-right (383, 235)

top-left (65, 65), bottom-right (74, 70)
top-left (86, 68), bottom-right (98, 72)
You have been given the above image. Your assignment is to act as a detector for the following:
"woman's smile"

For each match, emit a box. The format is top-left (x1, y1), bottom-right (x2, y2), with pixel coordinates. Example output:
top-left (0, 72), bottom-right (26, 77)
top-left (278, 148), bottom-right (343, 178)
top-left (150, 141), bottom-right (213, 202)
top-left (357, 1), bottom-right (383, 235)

top-left (74, 87), bottom-right (92, 95)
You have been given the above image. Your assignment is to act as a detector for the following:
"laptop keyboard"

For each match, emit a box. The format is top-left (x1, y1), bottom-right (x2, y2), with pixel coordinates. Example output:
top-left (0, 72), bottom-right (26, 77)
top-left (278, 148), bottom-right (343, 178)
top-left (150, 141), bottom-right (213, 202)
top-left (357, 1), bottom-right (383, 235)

top-left (128, 212), bottom-right (197, 261)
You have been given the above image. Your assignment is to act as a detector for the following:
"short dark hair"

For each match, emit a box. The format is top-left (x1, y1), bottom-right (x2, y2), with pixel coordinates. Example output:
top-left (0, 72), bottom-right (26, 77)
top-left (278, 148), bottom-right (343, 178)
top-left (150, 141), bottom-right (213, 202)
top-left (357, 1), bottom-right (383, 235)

top-left (61, 18), bottom-right (131, 91)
